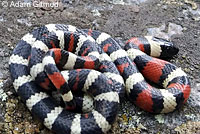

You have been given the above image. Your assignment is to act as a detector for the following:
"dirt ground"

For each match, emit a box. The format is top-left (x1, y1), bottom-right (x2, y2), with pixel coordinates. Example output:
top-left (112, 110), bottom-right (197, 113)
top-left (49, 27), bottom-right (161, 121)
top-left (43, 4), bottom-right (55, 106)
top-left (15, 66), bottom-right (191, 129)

top-left (0, 0), bottom-right (200, 134)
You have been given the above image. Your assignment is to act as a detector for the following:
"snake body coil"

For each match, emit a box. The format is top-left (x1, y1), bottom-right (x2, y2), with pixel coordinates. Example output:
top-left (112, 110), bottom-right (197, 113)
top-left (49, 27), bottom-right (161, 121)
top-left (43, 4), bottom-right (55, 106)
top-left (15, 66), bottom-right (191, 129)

top-left (9, 24), bottom-right (191, 134)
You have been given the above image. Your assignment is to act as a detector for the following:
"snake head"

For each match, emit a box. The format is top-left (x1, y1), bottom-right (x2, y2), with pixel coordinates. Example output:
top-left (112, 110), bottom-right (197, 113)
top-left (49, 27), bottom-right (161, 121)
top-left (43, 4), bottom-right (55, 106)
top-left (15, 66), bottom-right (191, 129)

top-left (152, 37), bottom-right (179, 58)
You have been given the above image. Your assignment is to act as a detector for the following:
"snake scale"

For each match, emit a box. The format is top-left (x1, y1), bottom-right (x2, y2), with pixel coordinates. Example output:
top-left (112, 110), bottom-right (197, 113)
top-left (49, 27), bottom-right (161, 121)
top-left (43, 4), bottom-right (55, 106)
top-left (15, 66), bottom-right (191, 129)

top-left (9, 24), bottom-right (191, 134)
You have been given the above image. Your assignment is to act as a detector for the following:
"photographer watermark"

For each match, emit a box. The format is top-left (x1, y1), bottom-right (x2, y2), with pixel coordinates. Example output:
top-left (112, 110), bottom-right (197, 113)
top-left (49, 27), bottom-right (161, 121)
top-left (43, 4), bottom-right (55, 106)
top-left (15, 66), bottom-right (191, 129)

top-left (1, 1), bottom-right (59, 8)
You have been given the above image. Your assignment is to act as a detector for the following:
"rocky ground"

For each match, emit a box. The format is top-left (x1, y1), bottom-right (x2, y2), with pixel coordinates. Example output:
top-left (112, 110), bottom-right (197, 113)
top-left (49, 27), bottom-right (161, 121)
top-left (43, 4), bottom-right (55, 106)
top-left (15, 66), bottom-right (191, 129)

top-left (0, 0), bottom-right (200, 133)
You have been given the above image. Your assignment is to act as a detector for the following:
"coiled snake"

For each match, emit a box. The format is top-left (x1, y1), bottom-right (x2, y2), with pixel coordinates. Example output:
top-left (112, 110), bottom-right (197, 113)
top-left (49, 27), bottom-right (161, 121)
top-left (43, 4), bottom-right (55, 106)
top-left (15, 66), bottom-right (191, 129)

top-left (9, 24), bottom-right (191, 134)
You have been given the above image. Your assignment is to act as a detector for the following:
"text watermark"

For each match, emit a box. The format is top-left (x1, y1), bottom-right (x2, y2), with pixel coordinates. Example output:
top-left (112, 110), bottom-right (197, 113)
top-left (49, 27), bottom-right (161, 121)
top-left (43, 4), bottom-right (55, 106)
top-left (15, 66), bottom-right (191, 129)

top-left (1, 1), bottom-right (59, 8)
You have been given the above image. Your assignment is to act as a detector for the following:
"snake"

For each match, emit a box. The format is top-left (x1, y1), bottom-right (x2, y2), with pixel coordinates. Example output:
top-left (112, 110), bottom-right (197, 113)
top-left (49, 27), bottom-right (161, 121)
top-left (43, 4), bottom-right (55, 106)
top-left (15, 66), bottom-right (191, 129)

top-left (9, 24), bottom-right (191, 134)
